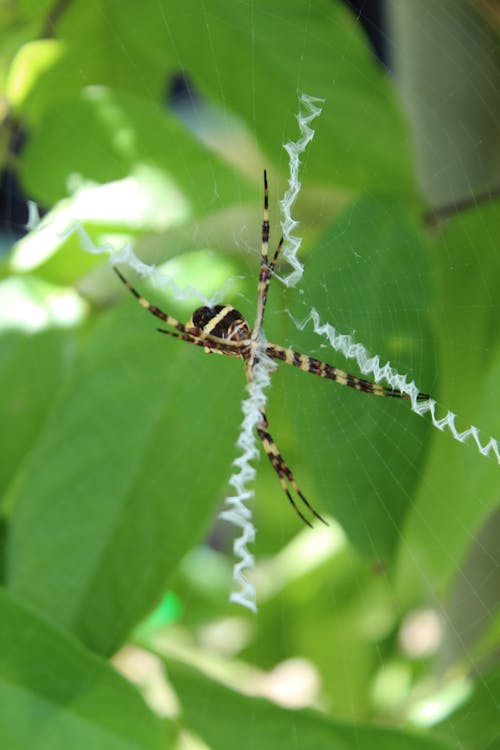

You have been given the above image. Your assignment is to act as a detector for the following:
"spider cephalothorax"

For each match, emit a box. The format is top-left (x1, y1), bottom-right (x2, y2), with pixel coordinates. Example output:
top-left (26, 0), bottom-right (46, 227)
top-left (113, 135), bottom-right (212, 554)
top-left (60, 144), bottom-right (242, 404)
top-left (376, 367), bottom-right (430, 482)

top-left (192, 305), bottom-right (251, 344)
top-left (114, 171), bottom-right (429, 527)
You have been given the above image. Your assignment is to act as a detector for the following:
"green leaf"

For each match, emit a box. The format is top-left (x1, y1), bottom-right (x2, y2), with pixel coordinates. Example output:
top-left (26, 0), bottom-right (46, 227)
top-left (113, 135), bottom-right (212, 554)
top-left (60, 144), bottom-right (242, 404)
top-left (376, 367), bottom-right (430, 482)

top-left (436, 667), bottom-right (500, 750)
top-left (0, 587), bottom-right (168, 750)
top-left (5, 288), bottom-right (244, 654)
top-left (396, 202), bottom-right (500, 601)
top-left (20, 86), bottom-right (256, 210)
top-left (167, 658), bottom-right (455, 750)
top-left (14, 85), bottom-right (257, 284)
top-left (6, 39), bottom-right (67, 122)
top-left (0, 327), bottom-right (72, 502)
top-left (6, 2), bottom-right (167, 127)
top-left (277, 195), bottom-right (434, 561)
top-left (10, 1), bottom-right (414, 195)
top-left (111, 0), bottom-right (415, 193)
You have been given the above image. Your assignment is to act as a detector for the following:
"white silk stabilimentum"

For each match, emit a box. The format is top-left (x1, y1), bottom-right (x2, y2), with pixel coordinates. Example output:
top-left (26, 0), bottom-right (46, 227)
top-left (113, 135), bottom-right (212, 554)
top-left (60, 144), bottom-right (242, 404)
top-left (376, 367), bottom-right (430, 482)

top-left (292, 307), bottom-right (500, 463)
top-left (24, 201), bottom-right (228, 306)
top-left (279, 93), bottom-right (325, 288)
top-left (58, 219), bottom-right (220, 305)
top-left (219, 348), bottom-right (276, 612)
top-left (220, 94), bottom-right (325, 611)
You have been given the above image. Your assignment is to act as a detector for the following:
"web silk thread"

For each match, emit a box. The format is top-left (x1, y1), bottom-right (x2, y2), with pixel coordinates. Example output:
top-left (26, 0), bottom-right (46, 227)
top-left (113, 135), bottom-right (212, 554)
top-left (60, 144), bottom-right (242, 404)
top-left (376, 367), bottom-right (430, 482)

top-left (279, 93), bottom-right (325, 288)
top-left (220, 93), bottom-right (325, 612)
top-left (292, 307), bottom-right (500, 464)
top-left (26, 200), bottom-right (41, 231)
top-left (54, 218), bottom-right (219, 305)
top-left (276, 95), bottom-right (498, 467)
top-left (219, 350), bottom-right (276, 612)
top-left (27, 200), bottom-right (235, 306)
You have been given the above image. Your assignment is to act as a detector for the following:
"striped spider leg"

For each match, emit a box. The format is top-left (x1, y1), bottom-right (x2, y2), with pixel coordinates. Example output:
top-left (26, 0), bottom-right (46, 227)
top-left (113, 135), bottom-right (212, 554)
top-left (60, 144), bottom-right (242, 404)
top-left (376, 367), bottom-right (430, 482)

top-left (113, 267), bottom-right (248, 355)
top-left (265, 342), bottom-right (430, 400)
top-left (114, 264), bottom-right (324, 527)
top-left (244, 171), bottom-right (328, 527)
top-left (244, 172), bottom-right (428, 525)
top-left (114, 172), bottom-right (429, 527)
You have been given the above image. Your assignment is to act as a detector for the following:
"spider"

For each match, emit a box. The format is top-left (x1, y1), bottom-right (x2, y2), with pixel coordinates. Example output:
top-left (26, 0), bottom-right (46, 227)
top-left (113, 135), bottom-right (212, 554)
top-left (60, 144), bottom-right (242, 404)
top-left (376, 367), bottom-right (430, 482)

top-left (114, 171), bottom-right (429, 527)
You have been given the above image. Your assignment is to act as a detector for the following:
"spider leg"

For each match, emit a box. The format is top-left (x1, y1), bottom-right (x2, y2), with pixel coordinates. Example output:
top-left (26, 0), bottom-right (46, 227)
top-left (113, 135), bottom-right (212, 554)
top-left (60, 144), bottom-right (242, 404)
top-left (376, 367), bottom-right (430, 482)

top-left (156, 327), bottom-right (211, 348)
top-left (114, 267), bottom-right (189, 333)
top-left (256, 410), bottom-right (328, 528)
top-left (157, 327), bottom-right (240, 357)
top-left (114, 266), bottom-right (250, 353)
top-left (252, 171), bottom-right (284, 340)
top-left (266, 344), bottom-right (430, 400)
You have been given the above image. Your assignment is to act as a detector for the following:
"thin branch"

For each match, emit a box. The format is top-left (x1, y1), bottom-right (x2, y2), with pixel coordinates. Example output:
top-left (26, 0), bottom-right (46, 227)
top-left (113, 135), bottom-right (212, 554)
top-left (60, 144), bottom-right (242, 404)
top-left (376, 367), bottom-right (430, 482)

top-left (423, 184), bottom-right (500, 227)
top-left (40, 0), bottom-right (72, 38)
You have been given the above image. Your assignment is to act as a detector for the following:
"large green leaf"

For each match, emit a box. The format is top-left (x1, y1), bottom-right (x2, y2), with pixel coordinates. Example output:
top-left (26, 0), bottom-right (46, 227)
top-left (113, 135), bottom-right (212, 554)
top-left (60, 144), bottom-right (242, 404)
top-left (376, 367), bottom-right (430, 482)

top-left (271, 195), bottom-right (434, 562)
top-left (0, 587), bottom-right (169, 750)
top-left (396, 202), bottom-right (500, 601)
top-left (5, 287), bottom-right (245, 654)
top-left (436, 667), bottom-right (500, 750)
top-left (112, 0), bottom-right (415, 193)
top-left (20, 87), bottom-right (255, 211)
top-left (10, 0), bottom-right (414, 195)
top-left (6, 5), bottom-right (166, 126)
top-left (167, 658), bottom-right (456, 750)
top-left (0, 328), bottom-right (71, 502)
top-left (14, 85), bottom-right (256, 284)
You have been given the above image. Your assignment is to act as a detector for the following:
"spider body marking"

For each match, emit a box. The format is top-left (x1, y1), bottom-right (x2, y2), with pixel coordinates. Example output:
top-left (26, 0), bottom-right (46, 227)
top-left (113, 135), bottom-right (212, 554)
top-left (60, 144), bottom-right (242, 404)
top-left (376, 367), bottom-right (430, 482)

top-left (192, 305), bottom-right (251, 354)
top-left (114, 171), bottom-right (429, 527)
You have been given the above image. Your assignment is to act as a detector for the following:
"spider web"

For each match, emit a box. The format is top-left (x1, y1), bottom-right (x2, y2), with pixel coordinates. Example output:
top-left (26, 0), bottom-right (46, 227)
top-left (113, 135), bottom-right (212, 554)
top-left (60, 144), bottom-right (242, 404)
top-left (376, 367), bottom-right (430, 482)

top-left (18, 84), bottom-right (499, 619)
top-left (1, 0), bottom-right (499, 744)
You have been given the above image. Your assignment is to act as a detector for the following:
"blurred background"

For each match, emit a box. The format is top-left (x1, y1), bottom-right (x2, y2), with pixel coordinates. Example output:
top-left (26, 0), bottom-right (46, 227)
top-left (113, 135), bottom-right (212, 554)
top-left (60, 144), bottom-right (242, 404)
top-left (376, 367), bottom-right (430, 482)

top-left (0, 2), bottom-right (499, 749)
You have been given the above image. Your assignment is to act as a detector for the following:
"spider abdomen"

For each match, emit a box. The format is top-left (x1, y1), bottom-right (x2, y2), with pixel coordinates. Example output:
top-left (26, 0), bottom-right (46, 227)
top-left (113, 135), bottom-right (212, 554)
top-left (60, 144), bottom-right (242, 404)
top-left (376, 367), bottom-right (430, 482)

top-left (192, 304), bottom-right (250, 341)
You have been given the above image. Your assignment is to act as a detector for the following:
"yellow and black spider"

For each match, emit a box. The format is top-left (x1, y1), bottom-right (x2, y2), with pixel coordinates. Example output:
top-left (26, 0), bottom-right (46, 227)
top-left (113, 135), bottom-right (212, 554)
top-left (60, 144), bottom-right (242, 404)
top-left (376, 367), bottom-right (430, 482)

top-left (114, 172), bottom-right (429, 527)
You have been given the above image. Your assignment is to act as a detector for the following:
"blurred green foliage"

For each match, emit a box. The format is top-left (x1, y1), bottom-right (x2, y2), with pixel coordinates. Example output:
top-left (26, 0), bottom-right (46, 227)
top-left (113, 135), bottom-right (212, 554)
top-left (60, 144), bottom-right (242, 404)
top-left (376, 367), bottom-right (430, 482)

top-left (0, 1), bottom-right (499, 749)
